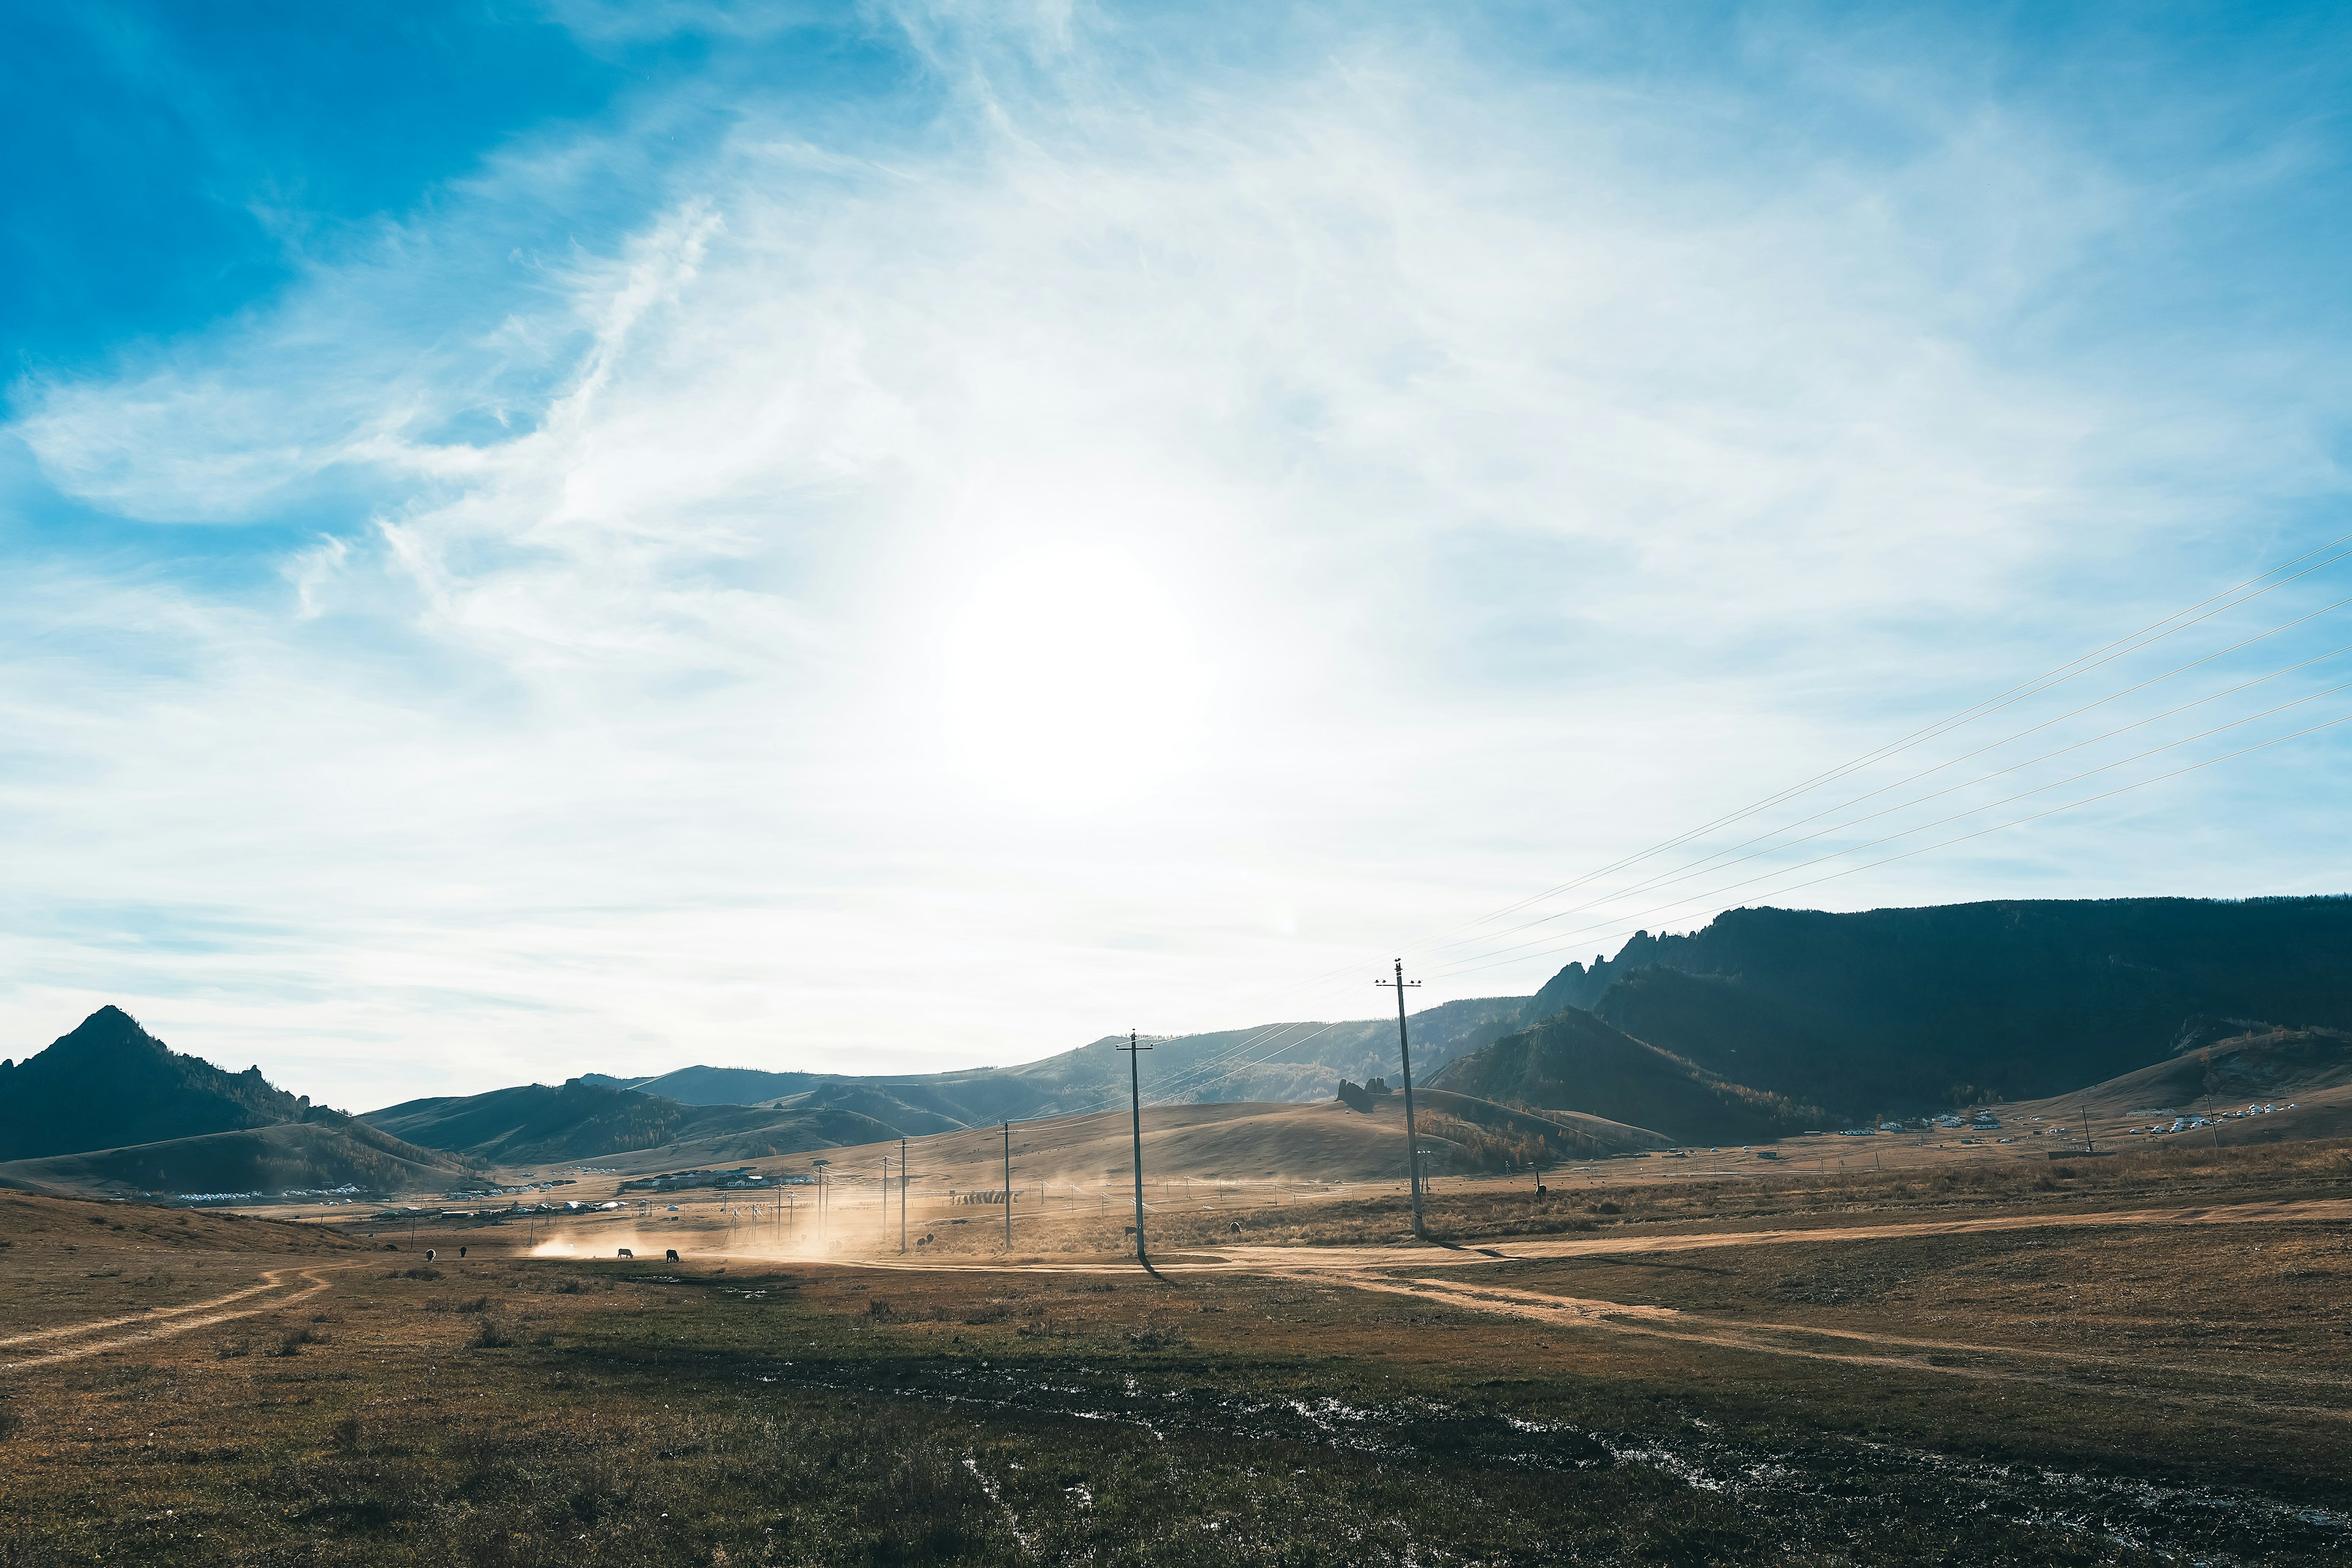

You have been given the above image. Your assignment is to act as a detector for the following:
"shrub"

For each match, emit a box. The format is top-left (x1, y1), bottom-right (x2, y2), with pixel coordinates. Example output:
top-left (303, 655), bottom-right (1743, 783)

top-left (468, 1318), bottom-right (514, 1349)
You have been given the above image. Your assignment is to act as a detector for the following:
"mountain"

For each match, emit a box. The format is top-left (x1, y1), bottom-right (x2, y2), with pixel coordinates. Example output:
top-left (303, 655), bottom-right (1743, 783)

top-left (1427, 1006), bottom-right (1822, 1145)
top-left (0, 1117), bottom-right (477, 1199)
top-left (0, 1005), bottom-right (479, 1197)
top-left (0, 1006), bottom-right (315, 1163)
top-left (574, 997), bottom-right (1531, 1125)
top-left (1522, 897), bottom-right (2352, 1120)
top-left (361, 1078), bottom-right (901, 1166)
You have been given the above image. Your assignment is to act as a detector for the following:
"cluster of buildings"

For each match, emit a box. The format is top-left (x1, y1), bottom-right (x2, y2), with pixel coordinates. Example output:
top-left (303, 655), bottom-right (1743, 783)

top-left (2124, 1102), bottom-right (2292, 1135)
top-left (617, 1166), bottom-right (809, 1194)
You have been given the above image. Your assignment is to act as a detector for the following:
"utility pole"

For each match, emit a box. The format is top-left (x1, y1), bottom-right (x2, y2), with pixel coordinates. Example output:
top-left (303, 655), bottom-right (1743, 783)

top-left (1001, 1122), bottom-right (1014, 1250)
top-left (1117, 1030), bottom-right (1153, 1264)
top-left (899, 1135), bottom-right (908, 1254)
top-left (2080, 1106), bottom-right (2097, 1155)
top-left (812, 1159), bottom-right (829, 1246)
top-left (1378, 959), bottom-right (1427, 1239)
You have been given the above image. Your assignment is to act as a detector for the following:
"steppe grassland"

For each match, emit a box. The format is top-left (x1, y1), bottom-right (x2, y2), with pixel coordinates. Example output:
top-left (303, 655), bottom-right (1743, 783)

top-left (0, 1142), bottom-right (2347, 1566)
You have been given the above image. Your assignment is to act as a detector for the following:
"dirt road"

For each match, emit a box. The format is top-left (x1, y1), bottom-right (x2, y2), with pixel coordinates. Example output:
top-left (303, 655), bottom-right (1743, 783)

top-left (848, 1193), bottom-right (2352, 1403)
top-left (856, 1193), bottom-right (2352, 1277)
top-left (0, 1265), bottom-right (348, 1373)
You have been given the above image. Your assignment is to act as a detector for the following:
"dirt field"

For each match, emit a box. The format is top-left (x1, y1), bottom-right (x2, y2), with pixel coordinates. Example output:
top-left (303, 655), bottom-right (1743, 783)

top-left (4, 1140), bottom-right (2350, 1565)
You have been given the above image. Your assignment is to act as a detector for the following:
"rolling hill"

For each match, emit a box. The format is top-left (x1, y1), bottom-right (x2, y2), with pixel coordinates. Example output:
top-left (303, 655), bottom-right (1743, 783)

top-left (2002, 1018), bottom-right (2352, 1145)
top-left (576, 997), bottom-right (1532, 1125)
top-left (1427, 1006), bottom-right (1823, 1145)
top-left (1522, 896), bottom-right (2352, 1118)
top-left (0, 1116), bottom-right (477, 1199)
top-left (361, 1078), bottom-right (905, 1166)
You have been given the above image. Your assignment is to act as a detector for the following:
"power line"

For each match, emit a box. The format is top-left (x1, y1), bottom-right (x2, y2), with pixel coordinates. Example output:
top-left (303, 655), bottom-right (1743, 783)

top-left (1115, 1030), bottom-right (1153, 1267)
top-left (1428, 706), bottom-right (2352, 984)
top-left (1049, 537), bottom-right (2352, 1076)
top-left (1398, 532), bottom-right (2352, 965)
top-left (1431, 655), bottom-right (2352, 974)
top-left (1376, 960), bottom-right (1426, 1239)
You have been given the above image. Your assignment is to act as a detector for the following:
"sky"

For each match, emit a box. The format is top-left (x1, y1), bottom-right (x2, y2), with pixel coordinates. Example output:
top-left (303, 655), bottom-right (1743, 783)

top-left (4, 1), bottom-right (2351, 1112)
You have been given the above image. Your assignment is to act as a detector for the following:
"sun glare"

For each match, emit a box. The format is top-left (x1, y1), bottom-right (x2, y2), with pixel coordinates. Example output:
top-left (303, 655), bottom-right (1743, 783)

top-left (940, 551), bottom-right (1207, 807)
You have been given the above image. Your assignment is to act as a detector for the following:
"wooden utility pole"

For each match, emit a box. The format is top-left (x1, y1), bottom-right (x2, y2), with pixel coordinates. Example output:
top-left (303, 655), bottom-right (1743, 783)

top-left (1378, 960), bottom-right (1427, 1239)
top-left (1117, 1030), bottom-right (1153, 1264)
top-left (1001, 1122), bottom-right (1013, 1250)
top-left (899, 1135), bottom-right (909, 1254)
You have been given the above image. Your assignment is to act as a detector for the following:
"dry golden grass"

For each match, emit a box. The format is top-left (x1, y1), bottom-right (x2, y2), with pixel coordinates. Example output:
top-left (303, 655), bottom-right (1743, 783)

top-left (4, 1141), bottom-right (2350, 1564)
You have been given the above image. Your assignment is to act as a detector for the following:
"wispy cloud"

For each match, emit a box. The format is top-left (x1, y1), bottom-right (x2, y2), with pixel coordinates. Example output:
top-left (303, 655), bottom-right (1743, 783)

top-left (4, 4), bottom-right (2349, 1106)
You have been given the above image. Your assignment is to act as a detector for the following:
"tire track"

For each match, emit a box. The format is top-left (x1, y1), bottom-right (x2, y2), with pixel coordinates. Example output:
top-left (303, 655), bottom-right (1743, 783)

top-left (1, 1266), bottom-right (350, 1373)
top-left (851, 1194), bottom-right (2352, 1277)
top-left (1318, 1271), bottom-right (2352, 1416)
top-left (0, 1273), bottom-right (311, 1349)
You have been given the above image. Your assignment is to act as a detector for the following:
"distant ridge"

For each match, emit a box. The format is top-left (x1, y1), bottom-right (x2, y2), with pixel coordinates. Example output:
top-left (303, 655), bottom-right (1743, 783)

top-left (1522, 896), bottom-right (2352, 1118)
top-left (567, 997), bottom-right (1531, 1125)
top-left (1428, 1006), bottom-right (1822, 1145)
top-left (363, 1078), bottom-right (902, 1165)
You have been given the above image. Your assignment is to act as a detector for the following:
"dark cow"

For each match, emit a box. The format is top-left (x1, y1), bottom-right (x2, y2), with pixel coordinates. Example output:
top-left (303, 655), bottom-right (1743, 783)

top-left (425, 1248), bottom-right (437, 1261)
top-left (618, 1247), bottom-right (635, 1259)
top-left (665, 1249), bottom-right (679, 1262)
top-left (458, 1246), bottom-right (467, 1257)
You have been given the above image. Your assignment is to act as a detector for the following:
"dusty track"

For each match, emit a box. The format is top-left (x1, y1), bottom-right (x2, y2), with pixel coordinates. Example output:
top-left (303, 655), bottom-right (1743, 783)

top-left (1327, 1273), bottom-right (2352, 1407)
top-left (855, 1193), bottom-right (2352, 1276)
top-left (849, 1194), bottom-right (2352, 1406)
top-left (0, 1265), bottom-right (349, 1373)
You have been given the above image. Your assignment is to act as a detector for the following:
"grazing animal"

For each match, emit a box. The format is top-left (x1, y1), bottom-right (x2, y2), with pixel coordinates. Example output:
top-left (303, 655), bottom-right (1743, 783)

top-left (425, 1248), bottom-right (437, 1261)
top-left (618, 1247), bottom-right (635, 1259)
top-left (1228, 1222), bottom-right (1242, 1234)
top-left (458, 1246), bottom-right (467, 1257)
top-left (665, 1249), bottom-right (679, 1262)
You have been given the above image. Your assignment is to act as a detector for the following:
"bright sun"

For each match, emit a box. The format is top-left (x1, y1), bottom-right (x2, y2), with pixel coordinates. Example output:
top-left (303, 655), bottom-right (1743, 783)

top-left (940, 550), bottom-right (1207, 807)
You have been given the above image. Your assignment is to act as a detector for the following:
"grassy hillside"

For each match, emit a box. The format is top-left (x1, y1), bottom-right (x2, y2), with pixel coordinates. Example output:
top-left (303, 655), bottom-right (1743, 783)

top-left (363, 1079), bottom-right (900, 1166)
top-left (1428, 1006), bottom-right (1823, 1144)
top-left (0, 1006), bottom-right (312, 1163)
top-left (2002, 1020), bottom-right (2352, 1141)
top-left (579, 997), bottom-right (1532, 1126)
top-left (1525, 896), bottom-right (2352, 1118)
top-left (0, 1115), bottom-right (476, 1198)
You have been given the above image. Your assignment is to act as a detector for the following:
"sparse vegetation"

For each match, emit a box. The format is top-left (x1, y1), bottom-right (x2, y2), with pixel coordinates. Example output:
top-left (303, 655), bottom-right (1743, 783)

top-left (2, 1144), bottom-right (2349, 1564)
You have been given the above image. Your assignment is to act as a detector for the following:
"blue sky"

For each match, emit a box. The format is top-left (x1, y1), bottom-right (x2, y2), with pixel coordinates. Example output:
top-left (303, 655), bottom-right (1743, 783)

top-left (5, 1), bottom-right (2351, 1109)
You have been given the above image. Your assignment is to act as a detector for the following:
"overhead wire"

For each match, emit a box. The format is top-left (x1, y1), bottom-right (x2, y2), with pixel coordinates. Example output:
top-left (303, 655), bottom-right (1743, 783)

top-left (1430, 707), bottom-right (2352, 986)
top-left (1404, 531), bottom-right (2352, 957)
top-left (1425, 699), bottom-right (2352, 983)
top-left (1086, 532), bottom-right (2352, 1051)
top-left (1423, 634), bottom-right (2352, 967)
top-left (998, 530), bottom-right (2352, 1132)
